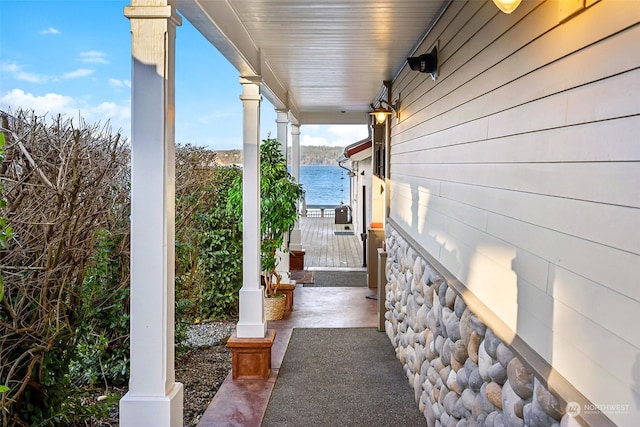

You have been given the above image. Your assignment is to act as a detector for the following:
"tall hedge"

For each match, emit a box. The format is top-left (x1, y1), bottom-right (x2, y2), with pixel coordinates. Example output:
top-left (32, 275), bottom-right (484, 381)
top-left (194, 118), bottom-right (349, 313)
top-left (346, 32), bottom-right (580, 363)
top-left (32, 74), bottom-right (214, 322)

top-left (0, 110), bottom-right (243, 424)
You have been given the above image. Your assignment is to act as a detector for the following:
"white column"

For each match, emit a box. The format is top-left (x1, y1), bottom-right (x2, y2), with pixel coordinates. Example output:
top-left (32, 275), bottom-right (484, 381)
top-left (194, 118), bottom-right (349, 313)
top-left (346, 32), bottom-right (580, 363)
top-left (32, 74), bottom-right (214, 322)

top-left (275, 110), bottom-right (291, 277)
top-left (236, 77), bottom-right (266, 338)
top-left (275, 109), bottom-right (289, 163)
top-left (289, 123), bottom-right (302, 251)
top-left (120, 2), bottom-right (183, 426)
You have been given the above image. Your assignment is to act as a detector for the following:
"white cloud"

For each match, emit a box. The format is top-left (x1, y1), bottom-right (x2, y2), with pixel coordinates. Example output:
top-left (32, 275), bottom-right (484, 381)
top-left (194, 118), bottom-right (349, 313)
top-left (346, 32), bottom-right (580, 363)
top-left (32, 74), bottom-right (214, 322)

top-left (301, 125), bottom-right (369, 147)
top-left (1, 61), bottom-right (47, 83)
top-left (0, 88), bottom-right (130, 139)
top-left (60, 69), bottom-right (94, 79)
top-left (1, 62), bottom-right (94, 83)
top-left (108, 78), bottom-right (131, 89)
top-left (1, 88), bottom-right (75, 112)
top-left (40, 27), bottom-right (60, 35)
top-left (79, 51), bottom-right (109, 64)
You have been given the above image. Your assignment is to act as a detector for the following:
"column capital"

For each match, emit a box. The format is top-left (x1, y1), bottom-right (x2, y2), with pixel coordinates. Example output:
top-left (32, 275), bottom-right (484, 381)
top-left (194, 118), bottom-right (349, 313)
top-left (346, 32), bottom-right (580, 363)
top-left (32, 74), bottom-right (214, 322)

top-left (291, 123), bottom-right (300, 135)
top-left (124, 5), bottom-right (182, 26)
top-left (275, 109), bottom-right (290, 123)
top-left (239, 76), bottom-right (263, 85)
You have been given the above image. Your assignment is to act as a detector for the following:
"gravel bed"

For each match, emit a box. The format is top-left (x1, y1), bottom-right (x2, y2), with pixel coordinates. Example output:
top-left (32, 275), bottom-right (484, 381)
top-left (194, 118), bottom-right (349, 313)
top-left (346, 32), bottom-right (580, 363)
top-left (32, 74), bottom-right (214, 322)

top-left (183, 320), bottom-right (237, 347)
top-left (83, 320), bottom-right (237, 426)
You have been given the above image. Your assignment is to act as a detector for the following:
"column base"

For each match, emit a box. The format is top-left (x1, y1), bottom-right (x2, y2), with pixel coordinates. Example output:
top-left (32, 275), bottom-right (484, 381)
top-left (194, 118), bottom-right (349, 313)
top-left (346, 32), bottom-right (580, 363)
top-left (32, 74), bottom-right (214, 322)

top-left (279, 281), bottom-right (296, 312)
top-left (227, 329), bottom-right (276, 380)
top-left (289, 249), bottom-right (305, 270)
top-left (120, 382), bottom-right (183, 427)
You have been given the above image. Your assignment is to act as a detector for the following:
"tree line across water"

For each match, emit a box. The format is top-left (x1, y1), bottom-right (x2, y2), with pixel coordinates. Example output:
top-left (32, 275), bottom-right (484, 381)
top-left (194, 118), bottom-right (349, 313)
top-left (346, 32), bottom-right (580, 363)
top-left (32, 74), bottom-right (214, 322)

top-left (214, 145), bottom-right (346, 166)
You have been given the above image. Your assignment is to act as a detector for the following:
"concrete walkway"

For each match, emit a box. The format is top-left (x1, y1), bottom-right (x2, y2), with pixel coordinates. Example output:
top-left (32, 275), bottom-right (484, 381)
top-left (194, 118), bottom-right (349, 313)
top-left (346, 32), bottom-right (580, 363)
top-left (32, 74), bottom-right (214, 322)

top-left (196, 286), bottom-right (378, 426)
top-left (197, 217), bottom-right (379, 426)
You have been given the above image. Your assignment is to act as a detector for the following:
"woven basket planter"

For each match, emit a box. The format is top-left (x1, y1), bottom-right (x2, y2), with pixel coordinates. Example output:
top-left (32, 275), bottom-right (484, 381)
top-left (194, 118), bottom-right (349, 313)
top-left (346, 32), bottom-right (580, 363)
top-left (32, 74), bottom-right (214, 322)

top-left (264, 293), bottom-right (286, 320)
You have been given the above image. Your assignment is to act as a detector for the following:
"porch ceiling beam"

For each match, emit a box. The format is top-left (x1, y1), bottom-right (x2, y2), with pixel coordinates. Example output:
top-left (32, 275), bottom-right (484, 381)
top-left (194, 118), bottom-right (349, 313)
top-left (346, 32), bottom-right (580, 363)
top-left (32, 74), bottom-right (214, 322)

top-left (299, 111), bottom-right (370, 125)
top-left (179, 0), bottom-right (294, 117)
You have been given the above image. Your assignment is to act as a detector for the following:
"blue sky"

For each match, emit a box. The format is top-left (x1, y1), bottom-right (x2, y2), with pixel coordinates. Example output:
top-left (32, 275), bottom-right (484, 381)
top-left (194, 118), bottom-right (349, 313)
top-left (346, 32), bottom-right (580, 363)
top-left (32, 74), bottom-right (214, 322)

top-left (0, 0), bottom-right (368, 150)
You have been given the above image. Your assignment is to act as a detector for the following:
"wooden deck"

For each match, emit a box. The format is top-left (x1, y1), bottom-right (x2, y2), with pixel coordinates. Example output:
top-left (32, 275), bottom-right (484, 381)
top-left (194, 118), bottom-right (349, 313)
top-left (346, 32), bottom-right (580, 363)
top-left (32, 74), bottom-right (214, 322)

top-left (299, 217), bottom-right (364, 269)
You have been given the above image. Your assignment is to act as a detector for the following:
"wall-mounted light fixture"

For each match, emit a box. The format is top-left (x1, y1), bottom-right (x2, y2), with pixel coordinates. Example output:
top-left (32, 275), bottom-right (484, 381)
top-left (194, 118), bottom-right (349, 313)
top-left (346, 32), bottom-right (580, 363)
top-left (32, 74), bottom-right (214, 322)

top-left (407, 45), bottom-right (438, 80)
top-left (369, 106), bottom-right (392, 125)
top-left (492, 0), bottom-right (522, 14)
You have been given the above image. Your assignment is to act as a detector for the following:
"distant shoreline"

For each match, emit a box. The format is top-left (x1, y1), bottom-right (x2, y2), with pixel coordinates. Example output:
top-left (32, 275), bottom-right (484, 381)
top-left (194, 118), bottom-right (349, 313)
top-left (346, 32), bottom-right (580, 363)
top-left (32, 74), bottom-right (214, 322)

top-left (214, 145), bottom-right (348, 166)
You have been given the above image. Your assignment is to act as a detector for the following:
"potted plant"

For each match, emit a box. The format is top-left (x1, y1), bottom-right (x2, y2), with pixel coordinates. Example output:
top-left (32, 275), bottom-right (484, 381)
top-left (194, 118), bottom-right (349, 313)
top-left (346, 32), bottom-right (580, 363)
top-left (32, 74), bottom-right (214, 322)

top-left (228, 137), bottom-right (304, 320)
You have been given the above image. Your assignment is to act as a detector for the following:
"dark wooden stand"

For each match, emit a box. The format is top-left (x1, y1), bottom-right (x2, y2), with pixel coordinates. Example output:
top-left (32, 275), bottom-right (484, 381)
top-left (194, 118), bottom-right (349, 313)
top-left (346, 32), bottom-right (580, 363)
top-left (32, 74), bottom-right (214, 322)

top-left (226, 329), bottom-right (276, 380)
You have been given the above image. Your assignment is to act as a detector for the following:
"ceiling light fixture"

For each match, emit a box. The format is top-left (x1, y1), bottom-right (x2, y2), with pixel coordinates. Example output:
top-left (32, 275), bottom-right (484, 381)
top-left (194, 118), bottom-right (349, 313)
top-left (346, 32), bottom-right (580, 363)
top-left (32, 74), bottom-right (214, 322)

top-left (492, 0), bottom-right (522, 14)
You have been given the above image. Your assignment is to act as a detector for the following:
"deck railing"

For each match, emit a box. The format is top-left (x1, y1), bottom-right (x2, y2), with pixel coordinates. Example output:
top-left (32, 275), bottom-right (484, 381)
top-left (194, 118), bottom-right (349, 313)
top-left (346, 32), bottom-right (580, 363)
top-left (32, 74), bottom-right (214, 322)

top-left (304, 204), bottom-right (336, 218)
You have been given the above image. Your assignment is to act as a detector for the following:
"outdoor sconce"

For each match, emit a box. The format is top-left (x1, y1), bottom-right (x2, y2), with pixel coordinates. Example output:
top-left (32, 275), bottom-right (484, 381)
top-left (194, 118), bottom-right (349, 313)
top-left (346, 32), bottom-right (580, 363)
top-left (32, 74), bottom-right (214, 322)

top-left (407, 46), bottom-right (438, 80)
top-left (369, 99), bottom-right (400, 124)
top-left (370, 106), bottom-right (392, 125)
top-left (492, 0), bottom-right (522, 14)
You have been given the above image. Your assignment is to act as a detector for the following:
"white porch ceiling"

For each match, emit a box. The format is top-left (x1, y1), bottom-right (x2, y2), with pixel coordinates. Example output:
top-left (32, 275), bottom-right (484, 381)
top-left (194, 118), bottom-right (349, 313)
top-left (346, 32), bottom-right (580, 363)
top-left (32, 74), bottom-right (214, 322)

top-left (178, 0), bottom-right (447, 125)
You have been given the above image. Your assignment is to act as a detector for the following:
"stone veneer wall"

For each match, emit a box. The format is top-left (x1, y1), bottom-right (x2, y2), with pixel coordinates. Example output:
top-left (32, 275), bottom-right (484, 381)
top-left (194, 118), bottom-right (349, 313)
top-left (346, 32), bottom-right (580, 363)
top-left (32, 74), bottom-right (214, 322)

top-left (384, 225), bottom-right (572, 427)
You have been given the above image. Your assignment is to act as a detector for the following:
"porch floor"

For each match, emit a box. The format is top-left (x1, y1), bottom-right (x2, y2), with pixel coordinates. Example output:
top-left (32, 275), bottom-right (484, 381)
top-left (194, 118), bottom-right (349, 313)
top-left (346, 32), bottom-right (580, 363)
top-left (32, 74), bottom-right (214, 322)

top-left (196, 286), bottom-right (379, 426)
top-left (299, 216), bottom-right (364, 269)
top-left (196, 216), bottom-right (388, 426)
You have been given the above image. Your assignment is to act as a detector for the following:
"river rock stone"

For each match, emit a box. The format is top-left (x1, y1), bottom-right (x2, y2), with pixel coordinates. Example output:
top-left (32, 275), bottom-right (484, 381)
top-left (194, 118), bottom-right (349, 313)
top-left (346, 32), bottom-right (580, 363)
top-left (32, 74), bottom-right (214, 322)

top-left (480, 383), bottom-right (499, 413)
top-left (524, 399), bottom-right (560, 427)
top-left (501, 380), bottom-right (525, 427)
top-left (496, 343), bottom-right (515, 368)
top-left (450, 354), bottom-right (463, 372)
top-left (468, 331), bottom-right (480, 364)
top-left (484, 411), bottom-right (499, 427)
top-left (445, 313), bottom-right (462, 342)
top-left (441, 307), bottom-right (453, 336)
top-left (459, 309), bottom-right (473, 346)
top-left (469, 313), bottom-right (486, 337)
top-left (440, 412), bottom-right (450, 426)
top-left (485, 381), bottom-right (503, 410)
top-left (534, 377), bottom-right (563, 421)
top-left (436, 281), bottom-right (446, 305)
top-left (444, 287), bottom-right (456, 309)
top-left (435, 335), bottom-right (445, 357)
top-left (461, 388), bottom-right (476, 411)
top-left (432, 402), bottom-right (443, 419)
top-left (452, 339), bottom-right (468, 363)
top-left (507, 358), bottom-right (533, 400)
top-left (489, 362), bottom-right (507, 385)
top-left (494, 413), bottom-right (507, 427)
top-left (454, 394), bottom-right (468, 419)
top-left (454, 295), bottom-right (466, 318)
top-left (427, 365), bottom-right (440, 385)
top-left (456, 366), bottom-right (469, 389)
top-left (468, 366), bottom-right (483, 393)
top-left (424, 399), bottom-right (436, 427)
top-left (478, 340), bottom-right (492, 382)
top-left (442, 338), bottom-right (453, 366)
top-left (440, 366), bottom-right (452, 386)
top-left (443, 390), bottom-right (459, 416)
top-left (484, 329), bottom-right (500, 359)
top-left (446, 369), bottom-right (460, 395)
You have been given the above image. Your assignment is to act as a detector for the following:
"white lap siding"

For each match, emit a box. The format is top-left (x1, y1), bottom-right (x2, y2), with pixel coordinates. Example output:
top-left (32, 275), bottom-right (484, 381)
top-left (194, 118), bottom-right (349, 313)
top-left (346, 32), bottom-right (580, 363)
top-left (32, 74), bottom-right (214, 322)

top-left (387, 0), bottom-right (640, 425)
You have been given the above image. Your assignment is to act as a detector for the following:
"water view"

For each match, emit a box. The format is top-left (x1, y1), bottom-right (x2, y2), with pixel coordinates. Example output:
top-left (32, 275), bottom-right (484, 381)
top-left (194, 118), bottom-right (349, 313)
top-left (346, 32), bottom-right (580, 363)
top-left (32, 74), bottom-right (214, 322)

top-left (298, 165), bottom-right (350, 206)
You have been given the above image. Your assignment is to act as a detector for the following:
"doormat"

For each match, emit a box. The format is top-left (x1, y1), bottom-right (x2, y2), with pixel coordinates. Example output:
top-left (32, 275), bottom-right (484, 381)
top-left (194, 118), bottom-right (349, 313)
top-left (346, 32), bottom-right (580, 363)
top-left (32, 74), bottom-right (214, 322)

top-left (262, 328), bottom-right (425, 426)
top-left (334, 231), bottom-right (355, 236)
top-left (290, 269), bottom-right (314, 284)
top-left (303, 270), bottom-right (366, 287)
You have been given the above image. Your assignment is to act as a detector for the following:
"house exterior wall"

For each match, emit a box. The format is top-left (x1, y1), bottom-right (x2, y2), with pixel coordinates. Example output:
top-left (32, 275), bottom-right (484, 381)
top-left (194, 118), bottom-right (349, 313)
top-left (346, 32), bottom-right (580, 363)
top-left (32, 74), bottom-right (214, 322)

top-left (386, 0), bottom-right (640, 425)
top-left (350, 155), bottom-right (373, 237)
